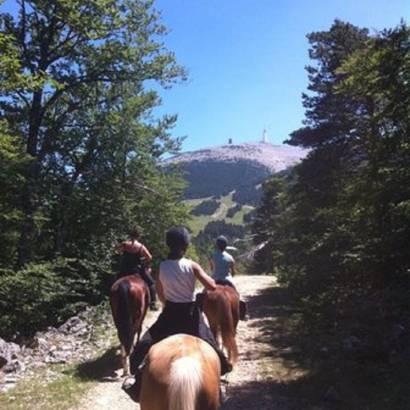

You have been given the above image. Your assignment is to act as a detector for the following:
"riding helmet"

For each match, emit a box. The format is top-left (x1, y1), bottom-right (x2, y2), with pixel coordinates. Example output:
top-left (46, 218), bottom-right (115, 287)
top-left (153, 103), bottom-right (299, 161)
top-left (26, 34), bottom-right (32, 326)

top-left (166, 226), bottom-right (191, 249)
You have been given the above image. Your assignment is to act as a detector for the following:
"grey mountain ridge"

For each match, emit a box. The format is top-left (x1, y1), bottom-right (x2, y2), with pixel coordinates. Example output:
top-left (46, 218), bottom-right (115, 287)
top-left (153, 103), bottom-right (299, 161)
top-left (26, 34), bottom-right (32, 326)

top-left (166, 142), bottom-right (307, 201)
top-left (167, 142), bottom-right (306, 173)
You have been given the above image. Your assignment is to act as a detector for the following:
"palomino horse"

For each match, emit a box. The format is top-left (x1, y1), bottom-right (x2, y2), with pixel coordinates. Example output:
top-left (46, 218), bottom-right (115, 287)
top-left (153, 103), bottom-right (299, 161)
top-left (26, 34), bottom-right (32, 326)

top-left (202, 285), bottom-right (239, 366)
top-left (110, 275), bottom-right (150, 376)
top-left (140, 334), bottom-right (221, 410)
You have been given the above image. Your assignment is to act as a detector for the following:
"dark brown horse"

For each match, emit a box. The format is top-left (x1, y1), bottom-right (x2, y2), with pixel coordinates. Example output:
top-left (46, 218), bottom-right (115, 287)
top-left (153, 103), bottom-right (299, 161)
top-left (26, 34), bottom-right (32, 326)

top-left (140, 334), bottom-right (221, 410)
top-left (202, 285), bottom-right (239, 365)
top-left (110, 275), bottom-right (150, 376)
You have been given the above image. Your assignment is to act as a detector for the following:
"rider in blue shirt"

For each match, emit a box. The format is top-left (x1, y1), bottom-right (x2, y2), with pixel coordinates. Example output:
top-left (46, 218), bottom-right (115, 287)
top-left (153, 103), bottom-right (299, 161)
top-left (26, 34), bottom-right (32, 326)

top-left (209, 236), bottom-right (236, 287)
top-left (209, 235), bottom-right (247, 320)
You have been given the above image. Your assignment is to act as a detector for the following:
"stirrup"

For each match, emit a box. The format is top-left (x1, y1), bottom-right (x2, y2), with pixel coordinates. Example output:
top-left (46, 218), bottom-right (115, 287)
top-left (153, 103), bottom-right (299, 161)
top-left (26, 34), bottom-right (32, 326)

top-left (122, 376), bottom-right (140, 403)
top-left (239, 300), bottom-right (248, 321)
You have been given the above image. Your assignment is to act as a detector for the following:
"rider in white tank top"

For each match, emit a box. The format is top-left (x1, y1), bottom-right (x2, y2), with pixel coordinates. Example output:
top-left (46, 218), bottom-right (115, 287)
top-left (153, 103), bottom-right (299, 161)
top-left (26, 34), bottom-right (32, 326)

top-left (159, 257), bottom-right (196, 303)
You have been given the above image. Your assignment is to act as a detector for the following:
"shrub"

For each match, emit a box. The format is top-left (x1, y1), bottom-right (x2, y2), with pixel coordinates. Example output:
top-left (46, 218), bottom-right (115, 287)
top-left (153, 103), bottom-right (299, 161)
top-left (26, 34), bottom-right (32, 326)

top-left (0, 258), bottom-right (112, 340)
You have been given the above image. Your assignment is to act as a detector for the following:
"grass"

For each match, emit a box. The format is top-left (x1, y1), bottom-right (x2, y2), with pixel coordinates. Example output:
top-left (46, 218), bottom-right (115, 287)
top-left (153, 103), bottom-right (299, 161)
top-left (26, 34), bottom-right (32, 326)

top-left (185, 192), bottom-right (253, 235)
top-left (0, 364), bottom-right (96, 410)
top-left (226, 205), bottom-right (254, 225)
top-left (0, 302), bottom-right (121, 410)
top-left (187, 213), bottom-right (214, 235)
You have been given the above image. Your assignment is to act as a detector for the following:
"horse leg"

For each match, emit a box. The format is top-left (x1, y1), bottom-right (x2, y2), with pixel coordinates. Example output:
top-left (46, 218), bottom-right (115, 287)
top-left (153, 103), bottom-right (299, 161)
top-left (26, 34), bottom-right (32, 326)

top-left (136, 325), bottom-right (142, 344)
top-left (210, 324), bottom-right (222, 350)
top-left (221, 323), bottom-right (238, 365)
top-left (121, 345), bottom-right (130, 377)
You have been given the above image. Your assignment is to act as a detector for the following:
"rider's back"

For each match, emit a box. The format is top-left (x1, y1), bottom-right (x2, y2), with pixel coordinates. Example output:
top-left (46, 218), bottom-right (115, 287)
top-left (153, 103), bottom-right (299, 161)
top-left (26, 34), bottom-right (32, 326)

top-left (159, 257), bottom-right (196, 303)
top-left (119, 240), bottom-right (144, 276)
top-left (211, 250), bottom-right (234, 282)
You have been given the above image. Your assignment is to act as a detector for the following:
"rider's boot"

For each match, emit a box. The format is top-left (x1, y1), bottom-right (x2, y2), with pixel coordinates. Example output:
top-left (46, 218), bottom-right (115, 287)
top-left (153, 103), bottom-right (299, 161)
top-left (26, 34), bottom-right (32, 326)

top-left (148, 285), bottom-right (158, 311)
top-left (239, 300), bottom-right (248, 320)
top-left (122, 374), bottom-right (141, 403)
top-left (216, 348), bottom-right (233, 375)
top-left (122, 360), bottom-right (145, 403)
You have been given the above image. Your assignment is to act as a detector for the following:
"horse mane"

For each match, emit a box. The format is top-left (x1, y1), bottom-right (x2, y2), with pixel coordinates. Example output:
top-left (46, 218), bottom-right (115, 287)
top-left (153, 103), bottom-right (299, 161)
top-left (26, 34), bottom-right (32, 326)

top-left (168, 356), bottom-right (202, 410)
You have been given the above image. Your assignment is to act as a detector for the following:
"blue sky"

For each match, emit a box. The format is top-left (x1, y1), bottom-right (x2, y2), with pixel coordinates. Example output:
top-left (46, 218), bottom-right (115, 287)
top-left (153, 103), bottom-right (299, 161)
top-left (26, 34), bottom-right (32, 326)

top-left (1, 0), bottom-right (408, 152)
top-left (153, 0), bottom-right (409, 151)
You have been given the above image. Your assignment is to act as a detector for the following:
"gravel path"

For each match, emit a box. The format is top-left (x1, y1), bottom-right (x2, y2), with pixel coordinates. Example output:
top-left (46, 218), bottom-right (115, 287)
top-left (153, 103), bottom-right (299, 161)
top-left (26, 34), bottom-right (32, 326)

top-left (73, 275), bottom-right (306, 410)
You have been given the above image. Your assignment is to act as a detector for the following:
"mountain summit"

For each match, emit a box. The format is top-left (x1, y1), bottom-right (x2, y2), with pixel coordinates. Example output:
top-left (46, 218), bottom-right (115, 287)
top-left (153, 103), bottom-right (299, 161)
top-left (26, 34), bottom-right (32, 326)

top-left (169, 142), bottom-right (306, 173)
top-left (167, 142), bottom-right (307, 201)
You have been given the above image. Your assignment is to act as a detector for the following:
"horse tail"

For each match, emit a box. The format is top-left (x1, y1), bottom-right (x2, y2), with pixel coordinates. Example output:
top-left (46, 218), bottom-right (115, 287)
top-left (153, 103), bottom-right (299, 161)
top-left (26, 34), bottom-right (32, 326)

top-left (168, 356), bottom-right (202, 410)
top-left (115, 280), bottom-right (134, 355)
top-left (220, 294), bottom-right (239, 365)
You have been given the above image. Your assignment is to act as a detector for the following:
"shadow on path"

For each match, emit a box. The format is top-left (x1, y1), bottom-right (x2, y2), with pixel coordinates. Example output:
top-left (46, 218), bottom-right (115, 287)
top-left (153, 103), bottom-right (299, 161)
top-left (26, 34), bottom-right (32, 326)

top-left (222, 282), bottom-right (337, 410)
top-left (222, 278), bottom-right (410, 410)
top-left (73, 347), bottom-right (122, 382)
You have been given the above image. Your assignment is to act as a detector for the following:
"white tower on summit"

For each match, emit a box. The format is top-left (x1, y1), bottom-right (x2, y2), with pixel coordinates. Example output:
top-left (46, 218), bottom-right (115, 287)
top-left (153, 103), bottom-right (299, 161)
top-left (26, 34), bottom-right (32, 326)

top-left (261, 128), bottom-right (268, 143)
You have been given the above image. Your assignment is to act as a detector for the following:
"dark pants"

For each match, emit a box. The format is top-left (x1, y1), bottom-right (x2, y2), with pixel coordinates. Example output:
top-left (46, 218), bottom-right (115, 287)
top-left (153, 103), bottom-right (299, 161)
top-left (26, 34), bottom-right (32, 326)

top-left (215, 278), bottom-right (238, 291)
top-left (130, 301), bottom-right (231, 375)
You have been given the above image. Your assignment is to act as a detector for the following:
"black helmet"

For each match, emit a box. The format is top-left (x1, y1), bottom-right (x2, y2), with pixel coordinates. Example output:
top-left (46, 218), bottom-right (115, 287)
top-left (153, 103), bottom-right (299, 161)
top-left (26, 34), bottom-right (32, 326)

top-left (166, 226), bottom-right (190, 250)
top-left (216, 235), bottom-right (228, 250)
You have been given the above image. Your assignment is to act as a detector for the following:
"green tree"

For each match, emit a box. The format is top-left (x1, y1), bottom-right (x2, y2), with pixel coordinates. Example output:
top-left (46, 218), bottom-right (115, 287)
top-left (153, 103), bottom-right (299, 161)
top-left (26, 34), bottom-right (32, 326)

top-left (0, 0), bottom-right (190, 339)
top-left (0, 0), bottom-right (185, 266)
top-left (334, 23), bottom-right (410, 285)
top-left (251, 175), bottom-right (286, 273)
top-left (254, 22), bottom-right (410, 334)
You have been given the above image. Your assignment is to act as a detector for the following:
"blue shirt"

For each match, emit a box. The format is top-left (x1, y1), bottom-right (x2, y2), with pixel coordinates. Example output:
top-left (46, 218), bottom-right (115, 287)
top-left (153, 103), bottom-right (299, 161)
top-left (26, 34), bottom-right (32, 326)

top-left (211, 250), bottom-right (234, 282)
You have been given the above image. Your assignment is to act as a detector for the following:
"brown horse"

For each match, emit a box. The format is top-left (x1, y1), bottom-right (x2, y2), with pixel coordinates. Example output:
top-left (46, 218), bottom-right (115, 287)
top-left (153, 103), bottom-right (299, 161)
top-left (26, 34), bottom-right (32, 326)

top-left (110, 275), bottom-right (150, 376)
top-left (139, 334), bottom-right (221, 410)
top-left (202, 285), bottom-right (239, 365)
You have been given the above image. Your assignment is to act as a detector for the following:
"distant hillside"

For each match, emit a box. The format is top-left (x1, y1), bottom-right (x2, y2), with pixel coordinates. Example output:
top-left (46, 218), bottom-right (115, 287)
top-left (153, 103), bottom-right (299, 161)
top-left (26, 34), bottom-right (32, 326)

top-left (166, 142), bottom-right (306, 201)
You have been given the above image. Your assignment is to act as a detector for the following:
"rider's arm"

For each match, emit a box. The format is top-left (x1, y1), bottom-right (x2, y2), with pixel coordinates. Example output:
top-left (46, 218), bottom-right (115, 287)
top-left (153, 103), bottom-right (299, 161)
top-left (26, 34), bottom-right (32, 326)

top-left (140, 245), bottom-right (153, 263)
top-left (192, 261), bottom-right (216, 291)
top-left (156, 278), bottom-right (166, 304)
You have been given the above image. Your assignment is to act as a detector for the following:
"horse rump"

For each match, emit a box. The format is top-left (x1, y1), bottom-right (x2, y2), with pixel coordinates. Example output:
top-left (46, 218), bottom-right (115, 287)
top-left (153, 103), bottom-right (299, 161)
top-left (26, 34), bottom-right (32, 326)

top-left (140, 334), bottom-right (220, 410)
top-left (110, 279), bottom-right (134, 355)
top-left (203, 285), bottom-right (239, 365)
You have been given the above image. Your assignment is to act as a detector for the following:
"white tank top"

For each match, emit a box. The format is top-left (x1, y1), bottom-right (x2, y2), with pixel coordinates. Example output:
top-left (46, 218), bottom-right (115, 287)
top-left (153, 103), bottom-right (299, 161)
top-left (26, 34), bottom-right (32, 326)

top-left (159, 258), bottom-right (196, 303)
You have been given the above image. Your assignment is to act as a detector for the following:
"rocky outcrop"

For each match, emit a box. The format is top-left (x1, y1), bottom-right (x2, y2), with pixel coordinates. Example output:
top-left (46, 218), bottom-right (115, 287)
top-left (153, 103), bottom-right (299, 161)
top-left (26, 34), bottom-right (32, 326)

top-left (0, 305), bottom-right (113, 393)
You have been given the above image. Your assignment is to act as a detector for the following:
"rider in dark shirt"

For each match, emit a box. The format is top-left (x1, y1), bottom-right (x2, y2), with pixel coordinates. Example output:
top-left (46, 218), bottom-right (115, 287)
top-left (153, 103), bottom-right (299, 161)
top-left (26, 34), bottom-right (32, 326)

top-left (116, 228), bottom-right (157, 311)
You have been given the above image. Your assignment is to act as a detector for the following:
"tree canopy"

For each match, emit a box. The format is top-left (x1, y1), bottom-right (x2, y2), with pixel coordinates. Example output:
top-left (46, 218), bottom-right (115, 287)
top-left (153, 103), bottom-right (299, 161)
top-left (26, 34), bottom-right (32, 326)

top-left (0, 0), bottom-right (188, 339)
top-left (253, 21), bottom-right (410, 339)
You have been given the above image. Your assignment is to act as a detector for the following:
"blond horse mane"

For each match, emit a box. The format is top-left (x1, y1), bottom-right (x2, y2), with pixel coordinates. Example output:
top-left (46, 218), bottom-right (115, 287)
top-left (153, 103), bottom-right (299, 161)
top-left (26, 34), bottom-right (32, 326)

top-left (168, 356), bottom-right (202, 410)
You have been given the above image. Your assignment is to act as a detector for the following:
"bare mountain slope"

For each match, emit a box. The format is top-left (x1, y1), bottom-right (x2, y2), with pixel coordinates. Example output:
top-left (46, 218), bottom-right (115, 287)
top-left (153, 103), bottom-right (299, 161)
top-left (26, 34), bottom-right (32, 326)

top-left (167, 142), bottom-right (306, 201)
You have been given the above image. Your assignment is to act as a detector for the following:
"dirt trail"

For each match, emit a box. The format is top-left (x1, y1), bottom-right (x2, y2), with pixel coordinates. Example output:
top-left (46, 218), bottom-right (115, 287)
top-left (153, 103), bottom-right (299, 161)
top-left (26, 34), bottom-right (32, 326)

top-left (74, 275), bottom-right (307, 410)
